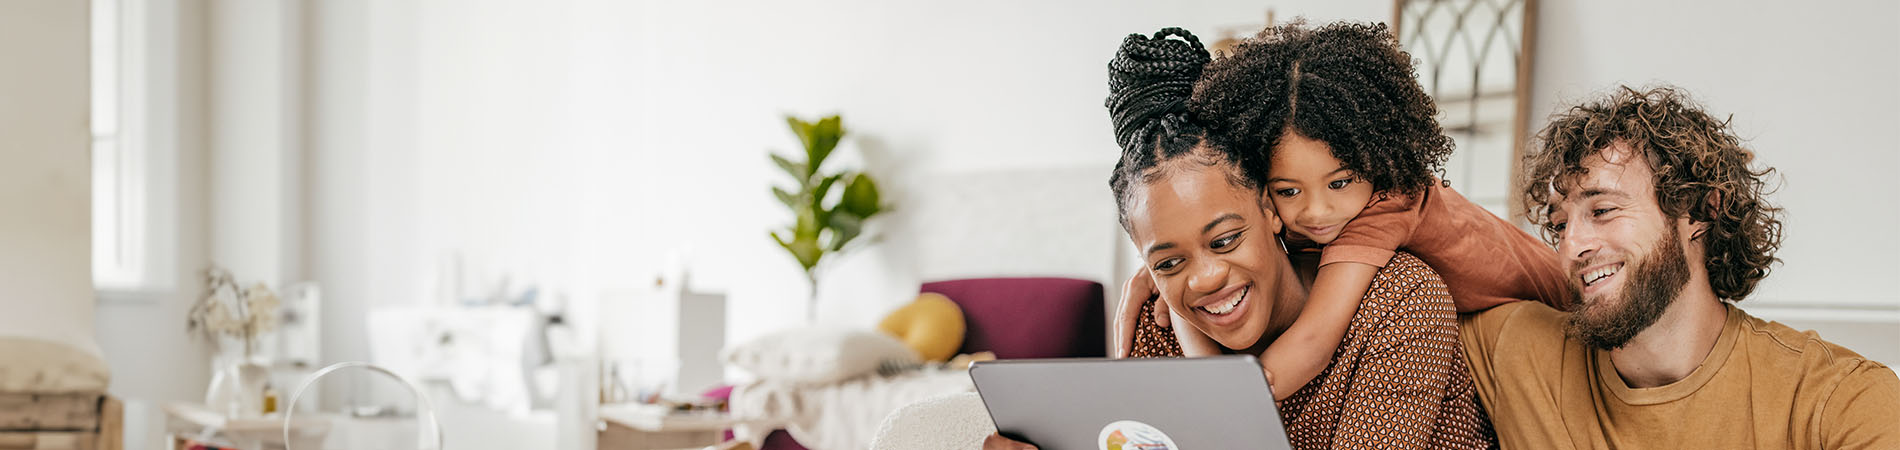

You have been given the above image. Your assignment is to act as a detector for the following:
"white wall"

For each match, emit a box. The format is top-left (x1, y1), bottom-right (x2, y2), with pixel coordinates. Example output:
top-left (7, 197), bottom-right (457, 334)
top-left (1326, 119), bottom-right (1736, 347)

top-left (0, 0), bottom-right (99, 356)
top-left (305, 0), bottom-right (425, 407)
top-left (207, 0), bottom-right (302, 287)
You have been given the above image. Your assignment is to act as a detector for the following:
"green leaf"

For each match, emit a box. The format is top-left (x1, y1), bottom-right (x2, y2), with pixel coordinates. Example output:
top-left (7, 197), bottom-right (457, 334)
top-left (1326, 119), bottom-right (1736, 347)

top-left (772, 186), bottom-right (800, 210)
top-left (807, 115), bottom-right (844, 170)
top-left (825, 210), bottom-right (863, 252)
top-left (786, 116), bottom-right (815, 158)
top-left (810, 173), bottom-right (844, 229)
top-left (794, 208), bottom-right (822, 241)
top-left (840, 173), bottom-right (882, 218)
top-left (770, 153), bottom-right (808, 182)
top-left (811, 174), bottom-right (843, 209)
top-left (773, 231), bottom-right (822, 271)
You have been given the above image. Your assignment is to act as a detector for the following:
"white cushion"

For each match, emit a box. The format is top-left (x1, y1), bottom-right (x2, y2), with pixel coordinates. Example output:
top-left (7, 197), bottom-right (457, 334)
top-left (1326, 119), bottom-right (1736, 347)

top-left (871, 392), bottom-right (993, 450)
top-left (722, 327), bottom-right (919, 386)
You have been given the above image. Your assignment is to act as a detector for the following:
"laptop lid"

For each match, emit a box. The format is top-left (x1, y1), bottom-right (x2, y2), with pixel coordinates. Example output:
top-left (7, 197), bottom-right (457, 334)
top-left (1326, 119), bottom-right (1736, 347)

top-left (969, 355), bottom-right (1290, 450)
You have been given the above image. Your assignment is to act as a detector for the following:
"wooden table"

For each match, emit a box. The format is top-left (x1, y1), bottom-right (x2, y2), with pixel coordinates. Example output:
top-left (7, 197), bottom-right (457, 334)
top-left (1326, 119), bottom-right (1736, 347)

top-left (162, 403), bottom-right (330, 450)
top-left (164, 403), bottom-right (424, 450)
top-left (596, 404), bottom-right (777, 450)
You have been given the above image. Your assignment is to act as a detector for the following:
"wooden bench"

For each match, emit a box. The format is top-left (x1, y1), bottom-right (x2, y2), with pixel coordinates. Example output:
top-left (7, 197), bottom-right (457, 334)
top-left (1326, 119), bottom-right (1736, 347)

top-left (0, 393), bottom-right (121, 450)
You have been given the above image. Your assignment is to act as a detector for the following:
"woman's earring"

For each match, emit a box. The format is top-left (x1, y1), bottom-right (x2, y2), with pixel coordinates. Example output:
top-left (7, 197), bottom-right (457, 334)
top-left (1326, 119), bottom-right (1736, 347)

top-left (1278, 236), bottom-right (1289, 253)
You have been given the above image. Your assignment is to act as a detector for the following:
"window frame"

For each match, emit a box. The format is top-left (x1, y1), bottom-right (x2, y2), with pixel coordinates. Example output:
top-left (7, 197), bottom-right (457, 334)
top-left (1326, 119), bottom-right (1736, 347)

top-left (92, 0), bottom-right (180, 302)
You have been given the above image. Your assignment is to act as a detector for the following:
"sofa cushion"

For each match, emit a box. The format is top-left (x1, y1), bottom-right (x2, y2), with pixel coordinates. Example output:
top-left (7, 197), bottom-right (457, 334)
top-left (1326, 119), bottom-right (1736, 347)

top-left (0, 336), bottom-right (108, 393)
top-left (877, 293), bottom-right (965, 362)
top-left (722, 328), bottom-right (920, 386)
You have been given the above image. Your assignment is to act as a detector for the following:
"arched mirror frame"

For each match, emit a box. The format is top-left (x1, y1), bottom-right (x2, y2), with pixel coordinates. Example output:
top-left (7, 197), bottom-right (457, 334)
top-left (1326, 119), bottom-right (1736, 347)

top-left (1393, 0), bottom-right (1538, 223)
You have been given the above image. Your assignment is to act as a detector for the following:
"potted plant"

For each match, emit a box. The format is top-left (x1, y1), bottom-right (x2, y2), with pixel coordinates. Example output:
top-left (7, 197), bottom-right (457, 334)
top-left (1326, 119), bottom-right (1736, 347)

top-left (186, 266), bottom-right (281, 417)
top-left (768, 115), bottom-right (885, 320)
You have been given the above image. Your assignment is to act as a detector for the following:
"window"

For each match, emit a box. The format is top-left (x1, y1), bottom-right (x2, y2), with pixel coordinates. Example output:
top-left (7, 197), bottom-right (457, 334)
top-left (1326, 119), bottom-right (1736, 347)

top-left (92, 0), bottom-right (177, 296)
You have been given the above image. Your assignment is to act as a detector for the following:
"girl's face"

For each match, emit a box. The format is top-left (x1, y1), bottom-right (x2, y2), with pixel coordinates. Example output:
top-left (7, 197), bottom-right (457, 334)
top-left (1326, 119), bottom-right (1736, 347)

top-left (1124, 157), bottom-right (1291, 350)
top-left (1266, 132), bottom-right (1377, 244)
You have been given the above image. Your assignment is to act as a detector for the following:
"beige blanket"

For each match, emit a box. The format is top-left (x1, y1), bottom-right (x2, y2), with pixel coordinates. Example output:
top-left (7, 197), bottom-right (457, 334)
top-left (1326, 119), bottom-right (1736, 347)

top-left (728, 368), bottom-right (973, 450)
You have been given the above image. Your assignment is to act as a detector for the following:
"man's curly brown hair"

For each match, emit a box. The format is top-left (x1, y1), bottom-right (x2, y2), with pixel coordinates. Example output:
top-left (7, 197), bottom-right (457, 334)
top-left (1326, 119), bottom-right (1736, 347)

top-left (1191, 21), bottom-right (1452, 195)
top-left (1524, 86), bottom-right (1784, 301)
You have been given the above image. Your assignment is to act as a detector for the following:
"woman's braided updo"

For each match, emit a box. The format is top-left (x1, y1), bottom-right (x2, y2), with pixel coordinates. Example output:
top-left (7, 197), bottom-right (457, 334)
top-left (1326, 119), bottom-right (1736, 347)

top-left (1106, 27), bottom-right (1209, 153)
top-left (1107, 28), bottom-right (1259, 233)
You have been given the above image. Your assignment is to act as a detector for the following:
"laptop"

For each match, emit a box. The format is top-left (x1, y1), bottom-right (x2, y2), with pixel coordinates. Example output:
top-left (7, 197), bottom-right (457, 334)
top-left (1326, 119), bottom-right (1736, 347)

top-left (969, 355), bottom-right (1291, 450)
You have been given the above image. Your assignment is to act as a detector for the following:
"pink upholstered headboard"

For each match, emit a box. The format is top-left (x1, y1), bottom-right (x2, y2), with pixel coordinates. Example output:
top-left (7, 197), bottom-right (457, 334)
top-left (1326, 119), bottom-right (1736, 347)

top-left (920, 277), bottom-right (1105, 359)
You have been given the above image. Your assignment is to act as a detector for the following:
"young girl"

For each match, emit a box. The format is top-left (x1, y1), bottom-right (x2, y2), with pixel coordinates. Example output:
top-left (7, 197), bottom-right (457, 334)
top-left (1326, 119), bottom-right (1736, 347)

top-left (1118, 21), bottom-right (1574, 400)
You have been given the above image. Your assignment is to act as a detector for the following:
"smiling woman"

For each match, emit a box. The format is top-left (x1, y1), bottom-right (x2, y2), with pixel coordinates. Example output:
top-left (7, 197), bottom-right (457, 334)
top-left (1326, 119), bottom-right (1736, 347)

top-left (1091, 27), bottom-right (1496, 449)
top-left (1120, 165), bottom-right (1496, 449)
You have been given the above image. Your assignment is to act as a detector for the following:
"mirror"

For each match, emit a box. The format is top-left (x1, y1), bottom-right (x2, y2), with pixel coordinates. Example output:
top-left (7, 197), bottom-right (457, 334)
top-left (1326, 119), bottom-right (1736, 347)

top-left (1393, 0), bottom-right (1537, 221)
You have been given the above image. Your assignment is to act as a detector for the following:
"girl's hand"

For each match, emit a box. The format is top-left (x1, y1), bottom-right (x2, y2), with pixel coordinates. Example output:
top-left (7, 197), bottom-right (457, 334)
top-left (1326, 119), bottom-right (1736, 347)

top-left (1113, 268), bottom-right (1171, 358)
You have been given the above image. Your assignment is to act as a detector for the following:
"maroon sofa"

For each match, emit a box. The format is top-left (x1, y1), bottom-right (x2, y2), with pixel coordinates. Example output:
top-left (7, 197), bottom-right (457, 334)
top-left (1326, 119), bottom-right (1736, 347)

top-left (919, 277), bottom-right (1106, 359)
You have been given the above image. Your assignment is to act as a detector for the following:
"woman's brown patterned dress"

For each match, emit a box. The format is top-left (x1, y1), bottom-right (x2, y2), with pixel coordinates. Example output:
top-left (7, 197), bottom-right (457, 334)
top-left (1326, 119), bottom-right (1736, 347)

top-left (1128, 252), bottom-right (1498, 449)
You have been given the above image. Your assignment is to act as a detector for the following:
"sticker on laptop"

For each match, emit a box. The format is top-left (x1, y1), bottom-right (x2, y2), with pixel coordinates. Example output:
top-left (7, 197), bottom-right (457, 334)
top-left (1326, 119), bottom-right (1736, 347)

top-left (1099, 419), bottom-right (1177, 450)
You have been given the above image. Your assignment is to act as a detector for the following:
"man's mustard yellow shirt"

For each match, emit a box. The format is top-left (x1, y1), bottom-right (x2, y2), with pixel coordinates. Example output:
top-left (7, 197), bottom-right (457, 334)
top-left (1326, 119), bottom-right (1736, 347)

top-left (1460, 301), bottom-right (1900, 449)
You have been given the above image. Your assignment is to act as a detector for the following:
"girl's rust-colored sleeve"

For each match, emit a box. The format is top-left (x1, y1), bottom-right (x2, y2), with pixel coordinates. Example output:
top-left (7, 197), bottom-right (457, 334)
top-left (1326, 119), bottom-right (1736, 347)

top-left (1317, 191), bottom-right (1424, 269)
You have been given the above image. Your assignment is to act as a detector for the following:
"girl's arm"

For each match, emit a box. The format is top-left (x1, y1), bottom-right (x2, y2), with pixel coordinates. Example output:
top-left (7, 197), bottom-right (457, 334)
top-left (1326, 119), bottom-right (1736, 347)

top-left (1259, 261), bottom-right (1378, 400)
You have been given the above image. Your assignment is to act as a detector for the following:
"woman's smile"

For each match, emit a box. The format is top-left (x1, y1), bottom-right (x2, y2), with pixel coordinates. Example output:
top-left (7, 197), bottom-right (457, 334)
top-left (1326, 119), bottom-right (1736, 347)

top-left (1192, 282), bottom-right (1252, 328)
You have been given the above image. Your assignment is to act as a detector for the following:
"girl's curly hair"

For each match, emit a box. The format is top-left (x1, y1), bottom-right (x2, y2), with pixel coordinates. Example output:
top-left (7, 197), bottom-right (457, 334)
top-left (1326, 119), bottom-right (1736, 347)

top-left (1192, 21), bottom-right (1452, 196)
top-left (1525, 86), bottom-right (1784, 301)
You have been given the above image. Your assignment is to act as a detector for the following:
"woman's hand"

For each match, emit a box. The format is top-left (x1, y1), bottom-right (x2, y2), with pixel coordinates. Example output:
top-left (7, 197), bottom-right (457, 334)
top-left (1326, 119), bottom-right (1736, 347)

top-left (1263, 366), bottom-right (1280, 400)
top-left (1114, 268), bottom-right (1173, 358)
top-left (983, 433), bottom-right (1038, 450)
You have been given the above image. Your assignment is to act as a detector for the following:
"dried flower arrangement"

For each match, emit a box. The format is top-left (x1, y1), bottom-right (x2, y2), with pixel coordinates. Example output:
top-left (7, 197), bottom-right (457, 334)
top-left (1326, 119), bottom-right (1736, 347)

top-left (186, 266), bottom-right (282, 360)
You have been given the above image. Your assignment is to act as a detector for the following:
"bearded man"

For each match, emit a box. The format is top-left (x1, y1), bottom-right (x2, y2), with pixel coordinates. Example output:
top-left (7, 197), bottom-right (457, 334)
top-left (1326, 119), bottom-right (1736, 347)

top-left (1459, 86), bottom-right (1899, 448)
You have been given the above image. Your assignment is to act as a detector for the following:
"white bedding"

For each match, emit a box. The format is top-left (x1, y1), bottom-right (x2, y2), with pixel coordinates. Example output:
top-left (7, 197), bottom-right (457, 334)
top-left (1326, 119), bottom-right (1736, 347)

top-left (728, 368), bottom-right (974, 450)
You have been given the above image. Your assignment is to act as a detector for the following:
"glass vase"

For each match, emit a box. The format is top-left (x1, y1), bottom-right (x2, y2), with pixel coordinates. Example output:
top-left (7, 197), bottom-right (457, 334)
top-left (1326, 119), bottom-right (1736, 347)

top-left (205, 338), bottom-right (272, 418)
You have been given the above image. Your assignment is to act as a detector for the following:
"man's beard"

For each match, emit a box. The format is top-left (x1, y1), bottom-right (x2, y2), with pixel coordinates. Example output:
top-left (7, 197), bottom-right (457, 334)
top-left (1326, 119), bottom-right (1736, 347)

top-left (1566, 226), bottom-right (1691, 350)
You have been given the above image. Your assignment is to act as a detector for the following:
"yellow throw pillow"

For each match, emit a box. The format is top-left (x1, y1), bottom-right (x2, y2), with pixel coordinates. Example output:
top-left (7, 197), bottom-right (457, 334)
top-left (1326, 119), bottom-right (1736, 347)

top-left (877, 293), bottom-right (965, 362)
